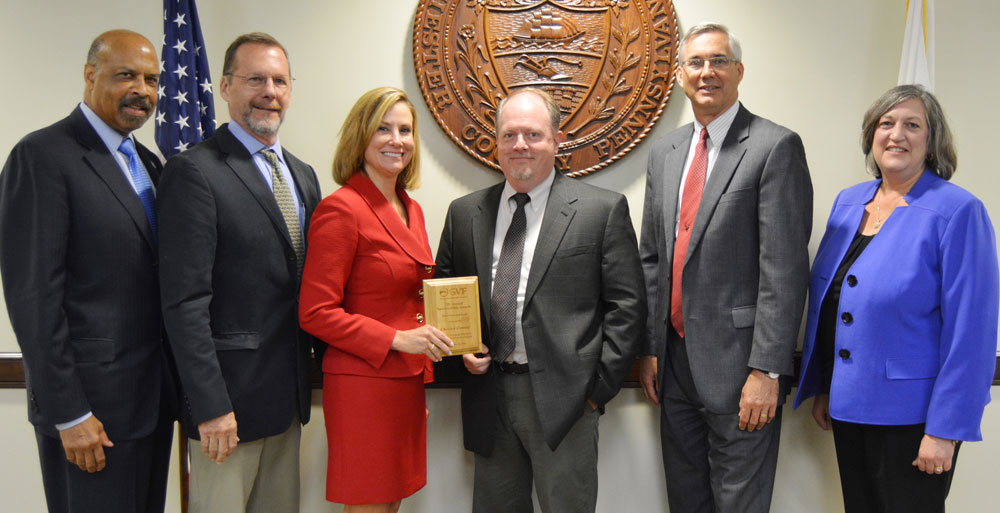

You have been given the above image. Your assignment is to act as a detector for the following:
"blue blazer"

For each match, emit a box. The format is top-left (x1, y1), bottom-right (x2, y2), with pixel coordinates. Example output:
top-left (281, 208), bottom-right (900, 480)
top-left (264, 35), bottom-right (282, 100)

top-left (794, 171), bottom-right (998, 441)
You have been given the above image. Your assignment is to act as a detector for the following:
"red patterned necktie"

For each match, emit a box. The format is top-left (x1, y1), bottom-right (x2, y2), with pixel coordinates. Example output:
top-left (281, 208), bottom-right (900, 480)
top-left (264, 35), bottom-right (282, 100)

top-left (670, 128), bottom-right (708, 338)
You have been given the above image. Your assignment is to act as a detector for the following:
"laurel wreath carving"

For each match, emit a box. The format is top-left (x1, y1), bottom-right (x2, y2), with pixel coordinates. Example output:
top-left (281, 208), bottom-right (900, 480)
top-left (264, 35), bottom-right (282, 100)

top-left (455, 24), bottom-right (501, 125)
top-left (588, 14), bottom-right (640, 121)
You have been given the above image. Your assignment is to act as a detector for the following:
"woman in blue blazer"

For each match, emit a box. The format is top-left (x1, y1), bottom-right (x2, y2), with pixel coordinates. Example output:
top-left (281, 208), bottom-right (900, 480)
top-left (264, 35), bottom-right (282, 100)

top-left (795, 85), bottom-right (998, 513)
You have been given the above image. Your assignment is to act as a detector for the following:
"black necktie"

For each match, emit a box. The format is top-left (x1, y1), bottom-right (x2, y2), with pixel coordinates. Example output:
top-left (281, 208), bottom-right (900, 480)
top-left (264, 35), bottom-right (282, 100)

top-left (490, 193), bottom-right (530, 364)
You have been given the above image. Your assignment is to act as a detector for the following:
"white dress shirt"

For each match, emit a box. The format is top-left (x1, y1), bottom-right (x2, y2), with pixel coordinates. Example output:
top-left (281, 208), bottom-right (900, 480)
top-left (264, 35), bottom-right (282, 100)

top-left (490, 170), bottom-right (555, 364)
top-left (673, 100), bottom-right (740, 234)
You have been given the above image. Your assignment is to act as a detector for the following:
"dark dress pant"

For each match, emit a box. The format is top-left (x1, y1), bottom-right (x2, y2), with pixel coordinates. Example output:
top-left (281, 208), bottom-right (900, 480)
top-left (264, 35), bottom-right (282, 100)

top-left (35, 412), bottom-right (173, 513)
top-left (832, 420), bottom-right (959, 513)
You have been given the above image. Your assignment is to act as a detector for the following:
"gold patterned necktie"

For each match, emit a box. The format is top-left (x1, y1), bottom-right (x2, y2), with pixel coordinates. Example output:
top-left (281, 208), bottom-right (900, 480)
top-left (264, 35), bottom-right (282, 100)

top-left (260, 149), bottom-right (304, 274)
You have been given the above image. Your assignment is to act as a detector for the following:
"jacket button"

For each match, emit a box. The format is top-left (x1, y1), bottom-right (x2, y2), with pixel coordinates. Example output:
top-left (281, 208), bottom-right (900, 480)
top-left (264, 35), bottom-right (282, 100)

top-left (841, 312), bottom-right (853, 324)
top-left (846, 275), bottom-right (857, 287)
top-left (424, 266), bottom-right (434, 274)
top-left (839, 348), bottom-right (851, 359)
top-left (417, 289), bottom-right (424, 302)
top-left (416, 313), bottom-right (424, 324)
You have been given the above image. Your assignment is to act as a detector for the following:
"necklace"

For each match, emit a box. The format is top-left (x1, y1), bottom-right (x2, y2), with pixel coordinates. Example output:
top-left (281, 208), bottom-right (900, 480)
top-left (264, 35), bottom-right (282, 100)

top-left (873, 185), bottom-right (905, 231)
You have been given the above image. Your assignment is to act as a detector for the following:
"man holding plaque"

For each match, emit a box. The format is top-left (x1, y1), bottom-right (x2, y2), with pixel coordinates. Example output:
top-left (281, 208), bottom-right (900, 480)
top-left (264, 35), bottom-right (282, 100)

top-left (435, 87), bottom-right (646, 512)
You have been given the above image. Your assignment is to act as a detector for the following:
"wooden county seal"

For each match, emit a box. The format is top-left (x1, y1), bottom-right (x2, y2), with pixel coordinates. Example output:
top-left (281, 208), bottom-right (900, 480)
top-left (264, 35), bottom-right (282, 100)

top-left (413, 0), bottom-right (678, 177)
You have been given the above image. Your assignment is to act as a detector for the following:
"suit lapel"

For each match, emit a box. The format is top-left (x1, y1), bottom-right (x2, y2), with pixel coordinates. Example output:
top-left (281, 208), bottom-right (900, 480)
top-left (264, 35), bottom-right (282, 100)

top-left (660, 127), bottom-right (689, 263)
top-left (524, 173), bottom-right (575, 308)
top-left (284, 150), bottom-right (318, 213)
top-left (136, 142), bottom-right (162, 185)
top-left (347, 173), bottom-right (433, 265)
top-left (71, 108), bottom-right (157, 251)
top-left (216, 125), bottom-right (296, 252)
top-left (473, 184), bottom-right (503, 327)
top-left (686, 105), bottom-right (751, 261)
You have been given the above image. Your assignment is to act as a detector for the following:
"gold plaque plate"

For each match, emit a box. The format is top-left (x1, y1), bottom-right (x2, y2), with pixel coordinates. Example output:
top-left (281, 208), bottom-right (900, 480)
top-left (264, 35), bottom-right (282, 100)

top-left (423, 276), bottom-right (483, 356)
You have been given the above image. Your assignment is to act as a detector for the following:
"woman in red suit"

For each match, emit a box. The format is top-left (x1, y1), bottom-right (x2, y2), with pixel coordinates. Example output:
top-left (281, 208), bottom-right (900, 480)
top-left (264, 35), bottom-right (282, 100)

top-left (299, 87), bottom-right (453, 512)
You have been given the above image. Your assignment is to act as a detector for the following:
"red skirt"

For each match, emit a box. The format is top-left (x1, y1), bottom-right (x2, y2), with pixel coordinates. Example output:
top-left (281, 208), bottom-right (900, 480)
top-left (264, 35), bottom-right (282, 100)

top-left (322, 372), bottom-right (427, 504)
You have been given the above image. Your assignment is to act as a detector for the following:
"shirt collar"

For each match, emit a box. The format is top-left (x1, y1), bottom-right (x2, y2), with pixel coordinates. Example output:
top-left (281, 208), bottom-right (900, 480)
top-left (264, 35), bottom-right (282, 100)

top-left (79, 102), bottom-right (132, 155)
top-left (228, 121), bottom-right (284, 164)
top-left (693, 100), bottom-right (741, 146)
top-left (501, 169), bottom-right (555, 213)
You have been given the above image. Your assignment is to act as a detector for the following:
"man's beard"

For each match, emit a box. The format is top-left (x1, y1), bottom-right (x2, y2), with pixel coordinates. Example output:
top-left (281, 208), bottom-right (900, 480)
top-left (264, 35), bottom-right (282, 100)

top-left (242, 104), bottom-right (283, 138)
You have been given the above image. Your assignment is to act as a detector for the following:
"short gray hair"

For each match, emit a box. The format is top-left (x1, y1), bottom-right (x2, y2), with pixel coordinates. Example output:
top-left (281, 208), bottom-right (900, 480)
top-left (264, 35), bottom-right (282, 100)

top-left (678, 22), bottom-right (742, 62)
top-left (860, 84), bottom-right (957, 180)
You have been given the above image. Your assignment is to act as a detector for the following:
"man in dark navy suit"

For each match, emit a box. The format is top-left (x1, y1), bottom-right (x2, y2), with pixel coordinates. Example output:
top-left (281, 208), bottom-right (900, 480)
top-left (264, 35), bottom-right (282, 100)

top-left (0, 29), bottom-right (176, 513)
top-left (158, 32), bottom-right (320, 513)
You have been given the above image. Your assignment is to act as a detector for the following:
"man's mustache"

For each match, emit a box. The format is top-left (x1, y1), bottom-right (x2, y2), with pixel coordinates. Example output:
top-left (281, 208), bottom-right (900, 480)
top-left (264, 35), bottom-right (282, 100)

top-left (120, 97), bottom-right (153, 112)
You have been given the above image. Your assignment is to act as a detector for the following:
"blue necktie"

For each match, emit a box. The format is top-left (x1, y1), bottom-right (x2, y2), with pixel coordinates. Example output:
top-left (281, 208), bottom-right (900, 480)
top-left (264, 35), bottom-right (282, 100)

top-left (118, 138), bottom-right (157, 243)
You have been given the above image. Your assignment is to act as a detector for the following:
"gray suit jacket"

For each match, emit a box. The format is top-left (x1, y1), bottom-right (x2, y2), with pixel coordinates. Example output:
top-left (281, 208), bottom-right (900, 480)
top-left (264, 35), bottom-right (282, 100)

top-left (435, 172), bottom-right (646, 454)
top-left (640, 104), bottom-right (812, 413)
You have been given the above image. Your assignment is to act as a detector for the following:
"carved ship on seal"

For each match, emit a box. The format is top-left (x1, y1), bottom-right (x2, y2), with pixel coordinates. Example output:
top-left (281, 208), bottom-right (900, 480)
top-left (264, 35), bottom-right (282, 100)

top-left (514, 7), bottom-right (583, 42)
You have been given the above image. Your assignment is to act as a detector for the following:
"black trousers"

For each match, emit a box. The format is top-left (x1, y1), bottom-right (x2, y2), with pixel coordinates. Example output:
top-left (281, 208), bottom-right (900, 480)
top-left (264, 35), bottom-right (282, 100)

top-left (35, 413), bottom-right (173, 513)
top-left (832, 420), bottom-right (960, 513)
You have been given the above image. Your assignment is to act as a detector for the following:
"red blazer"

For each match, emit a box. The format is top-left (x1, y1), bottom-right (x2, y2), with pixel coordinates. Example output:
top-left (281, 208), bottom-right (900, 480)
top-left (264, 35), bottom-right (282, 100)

top-left (299, 172), bottom-right (435, 381)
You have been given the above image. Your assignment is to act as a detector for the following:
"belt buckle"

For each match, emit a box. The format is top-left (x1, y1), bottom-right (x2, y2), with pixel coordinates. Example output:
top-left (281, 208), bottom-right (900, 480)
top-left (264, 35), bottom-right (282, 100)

top-left (497, 361), bottom-right (529, 374)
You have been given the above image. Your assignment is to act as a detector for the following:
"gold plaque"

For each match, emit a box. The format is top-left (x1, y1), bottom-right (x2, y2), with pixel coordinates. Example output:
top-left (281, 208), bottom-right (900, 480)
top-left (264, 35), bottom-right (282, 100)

top-left (423, 277), bottom-right (483, 356)
top-left (413, 0), bottom-right (678, 177)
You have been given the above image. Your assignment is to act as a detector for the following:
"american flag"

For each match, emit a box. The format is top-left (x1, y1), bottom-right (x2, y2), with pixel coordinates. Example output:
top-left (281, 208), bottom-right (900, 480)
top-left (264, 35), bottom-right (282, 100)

top-left (155, 0), bottom-right (216, 158)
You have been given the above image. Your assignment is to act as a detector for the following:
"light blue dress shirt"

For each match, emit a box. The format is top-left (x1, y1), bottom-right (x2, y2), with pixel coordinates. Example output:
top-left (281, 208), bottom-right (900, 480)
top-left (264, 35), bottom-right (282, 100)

top-left (227, 122), bottom-right (305, 231)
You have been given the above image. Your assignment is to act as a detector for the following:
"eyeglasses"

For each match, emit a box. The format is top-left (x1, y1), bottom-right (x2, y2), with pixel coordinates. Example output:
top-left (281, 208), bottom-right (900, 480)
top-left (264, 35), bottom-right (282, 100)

top-left (682, 56), bottom-right (738, 71)
top-left (225, 73), bottom-right (294, 90)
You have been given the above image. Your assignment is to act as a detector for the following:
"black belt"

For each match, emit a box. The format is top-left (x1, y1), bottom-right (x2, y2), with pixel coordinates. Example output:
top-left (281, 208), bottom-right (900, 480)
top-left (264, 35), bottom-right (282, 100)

top-left (496, 361), bottom-right (530, 374)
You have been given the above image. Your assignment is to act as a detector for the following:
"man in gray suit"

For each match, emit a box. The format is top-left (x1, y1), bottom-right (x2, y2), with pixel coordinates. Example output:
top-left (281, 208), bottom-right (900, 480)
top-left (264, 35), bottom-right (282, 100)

top-left (435, 88), bottom-right (645, 512)
top-left (638, 22), bottom-right (812, 512)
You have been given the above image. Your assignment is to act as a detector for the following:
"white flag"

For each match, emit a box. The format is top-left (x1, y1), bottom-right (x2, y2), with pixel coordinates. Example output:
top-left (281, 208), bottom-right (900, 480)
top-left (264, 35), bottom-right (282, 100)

top-left (898, 0), bottom-right (935, 91)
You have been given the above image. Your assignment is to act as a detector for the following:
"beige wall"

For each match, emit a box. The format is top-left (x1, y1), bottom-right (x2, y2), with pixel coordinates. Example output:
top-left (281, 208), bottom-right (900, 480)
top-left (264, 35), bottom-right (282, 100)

top-left (1, 1), bottom-right (998, 511)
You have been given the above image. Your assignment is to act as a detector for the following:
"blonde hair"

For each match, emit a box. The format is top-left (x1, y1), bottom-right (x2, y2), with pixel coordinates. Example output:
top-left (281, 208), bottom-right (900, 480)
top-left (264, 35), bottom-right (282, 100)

top-left (332, 87), bottom-right (420, 189)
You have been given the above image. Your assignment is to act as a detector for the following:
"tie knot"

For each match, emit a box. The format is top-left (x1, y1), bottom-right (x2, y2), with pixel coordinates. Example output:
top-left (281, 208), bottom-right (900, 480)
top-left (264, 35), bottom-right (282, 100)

top-left (512, 193), bottom-right (530, 209)
top-left (118, 137), bottom-right (137, 157)
top-left (698, 127), bottom-right (708, 144)
top-left (261, 149), bottom-right (280, 168)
